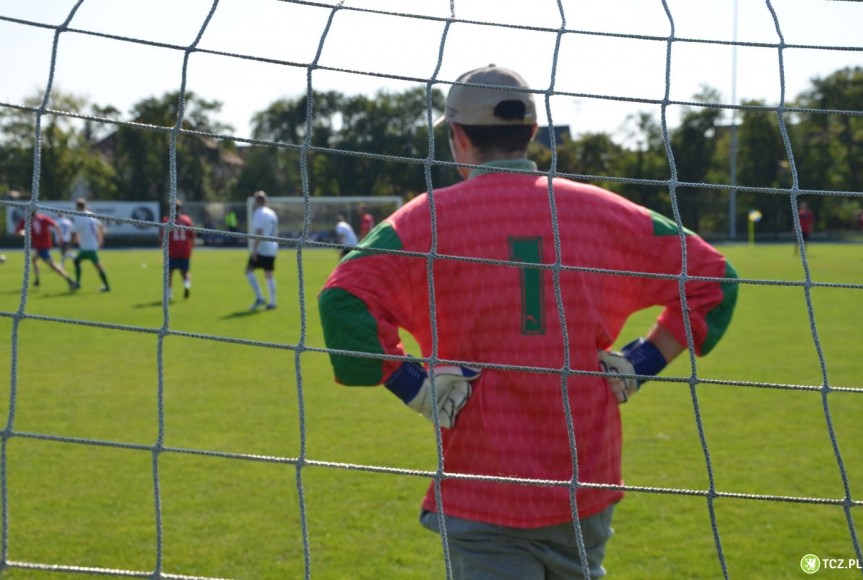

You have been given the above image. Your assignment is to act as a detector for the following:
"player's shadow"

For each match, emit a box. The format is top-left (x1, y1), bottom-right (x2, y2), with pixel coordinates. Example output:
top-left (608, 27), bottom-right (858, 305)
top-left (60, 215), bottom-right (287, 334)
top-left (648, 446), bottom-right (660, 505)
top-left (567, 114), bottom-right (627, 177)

top-left (133, 300), bottom-right (165, 309)
top-left (12, 289), bottom-right (80, 299)
top-left (221, 309), bottom-right (264, 319)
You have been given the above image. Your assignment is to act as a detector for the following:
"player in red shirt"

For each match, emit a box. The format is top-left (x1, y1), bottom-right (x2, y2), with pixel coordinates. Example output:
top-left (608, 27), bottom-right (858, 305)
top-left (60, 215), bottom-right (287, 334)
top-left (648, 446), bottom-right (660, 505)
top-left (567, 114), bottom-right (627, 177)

top-left (358, 203), bottom-right (375, 240)
top-left (318, 66), bottom-right (738, 578)
top-left (796, 201), bottom-right (815, 253)
top-left (160, 201), bottom-right (195, 300)
top-left (15, 211), bottom-right (77, 290)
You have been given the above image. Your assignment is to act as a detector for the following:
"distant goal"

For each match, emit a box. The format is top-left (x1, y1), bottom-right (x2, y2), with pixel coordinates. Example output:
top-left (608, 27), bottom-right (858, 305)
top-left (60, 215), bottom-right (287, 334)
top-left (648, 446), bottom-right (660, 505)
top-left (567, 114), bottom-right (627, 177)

top-left (245, 195), bottom-right (404, 247)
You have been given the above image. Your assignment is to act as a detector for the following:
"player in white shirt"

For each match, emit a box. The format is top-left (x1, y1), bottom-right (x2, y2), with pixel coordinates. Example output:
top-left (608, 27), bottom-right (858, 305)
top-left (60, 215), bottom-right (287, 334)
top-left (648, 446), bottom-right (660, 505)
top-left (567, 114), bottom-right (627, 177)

top-left (246, 191), bottom-right (279, 310)
top-left (71, 198), bottom-right (111, 292)
top-left (55, 213), bottom-right (74, 267)
top-left (334, 216), bottom-right (358, 258)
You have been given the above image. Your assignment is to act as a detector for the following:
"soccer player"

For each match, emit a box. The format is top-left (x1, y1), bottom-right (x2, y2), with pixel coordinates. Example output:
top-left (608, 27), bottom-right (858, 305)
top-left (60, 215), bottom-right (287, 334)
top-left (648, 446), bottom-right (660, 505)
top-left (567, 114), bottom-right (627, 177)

top-left (71, 197), bottom-right (111, 292)
top-left (334, 215), bottom-right (358, 258)
top-left (318, 65), bottom-right (739, 578)
top-left (15, 211), bottom-right (77, 290)
top-left (796, 201), bottom-right (815, 254)
top-left (160, 200), bottom-right (195, 300)
top-left (357, 203), bottom-right (375, 240)
top-left (246, 191), bottom-right (279, 310)
top-left (54, 213), bottom-right (74, 267)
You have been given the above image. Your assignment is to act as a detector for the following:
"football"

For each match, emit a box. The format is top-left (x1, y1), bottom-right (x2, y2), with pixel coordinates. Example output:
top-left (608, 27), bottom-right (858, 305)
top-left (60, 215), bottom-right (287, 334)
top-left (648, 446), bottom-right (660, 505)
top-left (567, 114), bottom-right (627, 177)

top-left (0, 254), bottom-right (6, 264)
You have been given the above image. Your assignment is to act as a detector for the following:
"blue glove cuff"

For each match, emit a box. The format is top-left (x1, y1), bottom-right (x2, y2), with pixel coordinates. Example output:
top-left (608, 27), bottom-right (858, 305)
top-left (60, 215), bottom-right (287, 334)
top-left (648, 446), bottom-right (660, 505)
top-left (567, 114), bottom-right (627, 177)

top-left (384, 362), bottom-right (427, 404)
top-left (621, 338), bottom-right (668, 381)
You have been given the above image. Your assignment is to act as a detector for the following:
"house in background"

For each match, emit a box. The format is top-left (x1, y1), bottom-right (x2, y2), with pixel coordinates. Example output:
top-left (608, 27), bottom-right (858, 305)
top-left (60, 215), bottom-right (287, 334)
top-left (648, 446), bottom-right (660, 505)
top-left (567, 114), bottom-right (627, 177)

top-left (535, 125), bottom-right (572, 149)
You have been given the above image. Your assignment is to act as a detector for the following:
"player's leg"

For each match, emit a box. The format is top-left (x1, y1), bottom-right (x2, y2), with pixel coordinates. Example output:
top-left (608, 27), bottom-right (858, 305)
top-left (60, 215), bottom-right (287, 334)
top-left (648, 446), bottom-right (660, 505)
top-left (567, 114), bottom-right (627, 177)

top-left (420, 512), bottom-right (545, 579)
top-left (263, 258), bottom-right (276, 309)
top-left (181, 264), bottom-right (191, 299)
top-left (168, 265), bottom-right (175, 300)
top-left (172, 258), bottom-right (191, 299)
top-left (246, 259), bottom-right (265, 310)
top-left (42, 249), bottom-right (77, 289)
top-left (31, 252), bottom-right (40, 286)
top-left (92, 253), bottom-right (110, 292)
top-left (59, 242), bottom-right (70, 267)
top-left (420, 506), bottom-right (614, 580)
top-left (166, 259), bottom-right (176, 300)
top-left (540, 506), bottom-right (614, 580)
top-left (73, 252), bottom-right (83, 285)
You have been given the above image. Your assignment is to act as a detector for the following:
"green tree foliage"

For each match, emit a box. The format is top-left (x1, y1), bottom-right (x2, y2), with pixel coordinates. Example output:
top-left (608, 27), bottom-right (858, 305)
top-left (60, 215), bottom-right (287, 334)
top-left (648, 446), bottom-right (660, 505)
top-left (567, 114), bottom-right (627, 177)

top-left (0, 92), bottom-right (116, 199)
top-left (727, 100), bottom-right (791, 233)
top-left (247, 88), bottom-right (449, 198)
top-left (4, 70), bottom-right (863, 238)
top-left (113, 91), bottom-right (235, 205)
top-left (616, 112), bottom-right (671, 214)
top-left (791, 66), bottom-right (863, 229)
top-left (334, 88), bottom-right (449, 196)
top-left (0, 104), bottom-right (37, 194)
top-left (669, 86), bottom-right (726, 232)
top-left (245, 91), bottom-right (344, 197)
top-left (531, 130), bottom-right (642, 204)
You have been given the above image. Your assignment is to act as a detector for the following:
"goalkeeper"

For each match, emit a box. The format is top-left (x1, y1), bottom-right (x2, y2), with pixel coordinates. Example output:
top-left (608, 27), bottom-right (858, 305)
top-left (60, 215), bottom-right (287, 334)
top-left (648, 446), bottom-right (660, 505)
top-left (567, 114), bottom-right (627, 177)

top-left (318, 65), bottom-right (738, 579)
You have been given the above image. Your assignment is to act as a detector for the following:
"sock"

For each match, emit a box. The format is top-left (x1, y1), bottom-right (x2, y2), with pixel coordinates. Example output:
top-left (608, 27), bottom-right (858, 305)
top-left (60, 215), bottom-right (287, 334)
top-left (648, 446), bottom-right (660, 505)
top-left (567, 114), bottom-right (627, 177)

top-left (267, 278), bottom-right (276, 305)
top-left (246, 272), bottom-right (263, 300)
top-left (99, 270), bottom-right (110, 289)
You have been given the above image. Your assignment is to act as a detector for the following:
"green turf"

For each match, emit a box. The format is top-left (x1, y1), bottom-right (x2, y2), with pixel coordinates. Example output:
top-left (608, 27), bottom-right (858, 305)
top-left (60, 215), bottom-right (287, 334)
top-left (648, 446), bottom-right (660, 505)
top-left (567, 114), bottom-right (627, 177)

top-left (0, 243), bottom-right (860, 578)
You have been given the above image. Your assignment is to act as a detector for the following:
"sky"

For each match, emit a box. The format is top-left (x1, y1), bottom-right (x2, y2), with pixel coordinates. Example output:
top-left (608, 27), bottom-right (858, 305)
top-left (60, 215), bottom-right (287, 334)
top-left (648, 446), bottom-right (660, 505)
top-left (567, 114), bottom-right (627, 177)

top-left (1, 0), bottom-right (862, 143)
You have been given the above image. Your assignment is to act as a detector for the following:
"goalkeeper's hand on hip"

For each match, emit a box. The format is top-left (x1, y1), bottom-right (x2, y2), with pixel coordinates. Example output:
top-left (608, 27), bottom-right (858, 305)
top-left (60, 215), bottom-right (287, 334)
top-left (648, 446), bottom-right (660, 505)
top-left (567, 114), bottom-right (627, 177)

top-left (384, 362), bottom-right (481, 428)
top-left (598, 338), bottom-right (667, 404)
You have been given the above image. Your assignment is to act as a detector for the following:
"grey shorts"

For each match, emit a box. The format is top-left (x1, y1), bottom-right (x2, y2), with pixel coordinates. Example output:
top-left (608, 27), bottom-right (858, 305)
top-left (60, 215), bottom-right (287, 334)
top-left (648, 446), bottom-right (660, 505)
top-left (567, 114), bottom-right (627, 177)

top-left (420, 504), bottom-right (615, 580)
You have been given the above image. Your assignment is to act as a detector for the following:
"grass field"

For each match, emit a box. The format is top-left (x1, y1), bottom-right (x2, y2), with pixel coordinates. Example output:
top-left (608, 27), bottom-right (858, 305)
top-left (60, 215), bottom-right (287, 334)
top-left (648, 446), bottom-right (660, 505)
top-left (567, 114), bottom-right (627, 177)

top-left (0, 242), bottom-right (861, 579)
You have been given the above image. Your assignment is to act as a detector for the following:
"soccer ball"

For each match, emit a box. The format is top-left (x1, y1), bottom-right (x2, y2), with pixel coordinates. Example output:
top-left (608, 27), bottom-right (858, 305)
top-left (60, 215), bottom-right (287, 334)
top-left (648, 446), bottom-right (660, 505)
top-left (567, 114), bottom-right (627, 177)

top-left (0, 254), bottom-right (6, 264)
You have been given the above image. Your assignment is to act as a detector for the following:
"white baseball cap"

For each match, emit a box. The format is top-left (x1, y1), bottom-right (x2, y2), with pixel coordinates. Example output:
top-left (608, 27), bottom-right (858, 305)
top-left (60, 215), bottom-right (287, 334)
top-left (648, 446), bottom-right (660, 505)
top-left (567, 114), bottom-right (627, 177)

top-left (434, 64), bottom-right (537, 127)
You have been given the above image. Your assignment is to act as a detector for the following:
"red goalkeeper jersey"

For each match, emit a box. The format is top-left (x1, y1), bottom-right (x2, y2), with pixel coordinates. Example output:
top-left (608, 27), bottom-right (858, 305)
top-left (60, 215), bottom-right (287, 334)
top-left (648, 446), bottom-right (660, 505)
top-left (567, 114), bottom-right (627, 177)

top-left (319, 160), bottom-right (737, 528)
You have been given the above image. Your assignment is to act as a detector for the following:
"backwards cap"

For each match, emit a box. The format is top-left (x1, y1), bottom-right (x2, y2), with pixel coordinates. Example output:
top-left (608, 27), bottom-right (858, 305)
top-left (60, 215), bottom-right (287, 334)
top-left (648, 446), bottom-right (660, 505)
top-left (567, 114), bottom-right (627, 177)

top-left (435, 64), bottom-right (536, 127)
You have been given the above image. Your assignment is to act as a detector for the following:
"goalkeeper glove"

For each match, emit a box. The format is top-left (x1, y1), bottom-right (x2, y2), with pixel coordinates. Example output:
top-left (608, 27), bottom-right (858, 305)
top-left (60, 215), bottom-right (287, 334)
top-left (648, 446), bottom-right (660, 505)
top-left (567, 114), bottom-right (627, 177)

top-left (384, 362), bottom-right (481, 428)
top-left (598, 338), bottom-right (667, 403)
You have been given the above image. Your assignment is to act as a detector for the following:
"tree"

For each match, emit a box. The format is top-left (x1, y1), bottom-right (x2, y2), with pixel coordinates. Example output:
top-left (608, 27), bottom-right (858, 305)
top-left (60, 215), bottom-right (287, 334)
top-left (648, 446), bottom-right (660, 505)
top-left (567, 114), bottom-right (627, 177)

top-left (246, 88), bottom-right (449, 199)
top-left (792, 67), bottom-right (863, 229)
top-left (0, 103), bottom-right (37, 194)
top-left (725, 100), bottom-right (790, 233)
top-left (113, 91), bottom-right (235, 205)
top-left (616, 111), bottom-right (671, 214)
top-left (0, 91), bottom-right (117, 200)
top-left (246, 91), bottom-right (344, 198)
top-left (531, 131), bottom-right (627, 194)
top-left (332, 87), bottom-right (448, 196)
top-left (669, 86), bottom-right (726, 232)
top-left (795, 67), bottom-right (863, 191)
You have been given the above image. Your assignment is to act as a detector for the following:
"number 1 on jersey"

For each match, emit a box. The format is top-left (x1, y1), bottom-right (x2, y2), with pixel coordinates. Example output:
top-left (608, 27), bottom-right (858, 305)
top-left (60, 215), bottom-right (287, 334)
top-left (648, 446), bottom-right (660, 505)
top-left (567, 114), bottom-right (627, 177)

top-left (509, 237), bottom-right (545, 335)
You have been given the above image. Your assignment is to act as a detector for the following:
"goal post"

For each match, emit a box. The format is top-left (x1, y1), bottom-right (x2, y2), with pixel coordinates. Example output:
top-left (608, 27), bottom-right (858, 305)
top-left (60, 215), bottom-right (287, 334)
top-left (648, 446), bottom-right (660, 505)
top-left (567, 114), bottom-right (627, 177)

top-left (245, 195), bottom-right (404, 247)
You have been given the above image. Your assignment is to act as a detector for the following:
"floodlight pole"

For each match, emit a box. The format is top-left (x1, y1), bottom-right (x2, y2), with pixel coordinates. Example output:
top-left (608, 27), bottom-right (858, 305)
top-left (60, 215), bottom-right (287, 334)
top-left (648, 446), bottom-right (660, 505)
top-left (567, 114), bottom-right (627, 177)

top-left (728, 0), bottom-right (739, 241)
